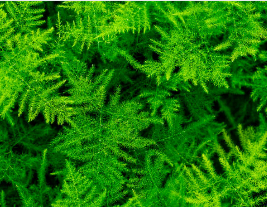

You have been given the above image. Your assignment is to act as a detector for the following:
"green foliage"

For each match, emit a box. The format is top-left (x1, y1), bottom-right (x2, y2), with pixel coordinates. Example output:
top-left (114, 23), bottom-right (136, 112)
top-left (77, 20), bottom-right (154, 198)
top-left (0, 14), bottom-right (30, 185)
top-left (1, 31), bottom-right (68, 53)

top-left (178, 125), bottom-right (267, 206)
top-left (126, 149), bottom-right (173, 207)
top-left (251, 65), bottom-right (267, 112)
top-left (1, 1), bottom-right (267, 207)
top-left (0, 18), bottom-right (62, 124)
top-left (50, 94), bottom-right (159, 205)
top-left (51, 160), bottom-right (106, 207)
top-left (1, 190), bottom-right (6, 207)
top-left (4, 2), bottom-right (45, 33)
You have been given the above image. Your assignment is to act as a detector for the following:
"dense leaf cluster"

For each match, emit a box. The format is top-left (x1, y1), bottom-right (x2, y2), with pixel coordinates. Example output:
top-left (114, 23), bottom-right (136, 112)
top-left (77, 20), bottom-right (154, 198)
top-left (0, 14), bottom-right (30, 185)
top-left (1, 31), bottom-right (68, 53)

top-left (1, 1), bottom-right (267, 207)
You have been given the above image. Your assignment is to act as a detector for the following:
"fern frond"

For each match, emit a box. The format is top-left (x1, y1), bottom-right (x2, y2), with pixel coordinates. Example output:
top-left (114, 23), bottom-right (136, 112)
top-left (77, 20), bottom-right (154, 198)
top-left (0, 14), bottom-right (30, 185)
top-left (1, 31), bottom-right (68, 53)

top-left (4, 1), bottom-right (45, 33)
top-left (15, 182), bottom-right (36, 207)
top-left (1, 190), bottom-right (6, 207)
top-left (51, 95), bottom-right (158, 204)
top-left (51, 160), bottom-right (106, 207)
top-left (97, 2), bottom-right (151, 38)
top-left (0, 7), bottom-right (13, 47)
top-left (180, 125), bottom-right (267, 206)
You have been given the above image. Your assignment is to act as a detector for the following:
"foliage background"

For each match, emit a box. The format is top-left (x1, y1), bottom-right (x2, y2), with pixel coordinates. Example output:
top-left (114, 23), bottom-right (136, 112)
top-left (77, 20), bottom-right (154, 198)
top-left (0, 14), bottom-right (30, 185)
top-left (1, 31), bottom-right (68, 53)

top-left (1, 1), bottom-right (267, 207)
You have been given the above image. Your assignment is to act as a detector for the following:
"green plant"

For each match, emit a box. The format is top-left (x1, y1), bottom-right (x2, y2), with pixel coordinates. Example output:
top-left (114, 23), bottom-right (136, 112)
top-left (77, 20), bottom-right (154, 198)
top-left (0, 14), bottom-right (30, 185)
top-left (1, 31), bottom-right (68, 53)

top-left (1, 2), bottom-right (267, 207)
